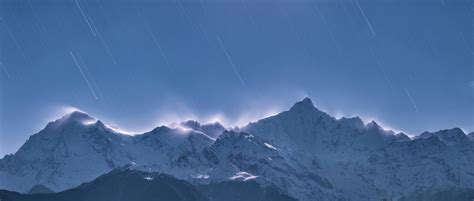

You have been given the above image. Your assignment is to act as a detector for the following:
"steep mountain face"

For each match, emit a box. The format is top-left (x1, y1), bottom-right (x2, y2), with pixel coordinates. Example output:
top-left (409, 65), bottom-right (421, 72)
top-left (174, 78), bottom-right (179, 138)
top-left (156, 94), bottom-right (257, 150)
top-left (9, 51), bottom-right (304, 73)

top-left (243, 98), bottom-right (397, 157)
top-left (469, 132), bottom-right (474, 141)
top-left (1, 98), bottom-right (473, 201)
top-left (364, 135), bottom-right (474, 200)
top-left (180, 120), bottom-right (227, 139)
top-left (394, 132), bottom-right (411, 141)
top-left (0, 111), bottom-right (128, 192)
top-left (242, 98), bottom-right (474, 200)
top-left (130, 130), bottom-right (339, 200)
top-left (130, 126), bottom-right (214, 166)
top-left (0, 168), bottom-right (209, 201)
top-left (0, 111), bottom-right (214, 193)
top-left (184, 131), bottom-right (339, 200)
top-left (415, 128), bottom-right (471, 146)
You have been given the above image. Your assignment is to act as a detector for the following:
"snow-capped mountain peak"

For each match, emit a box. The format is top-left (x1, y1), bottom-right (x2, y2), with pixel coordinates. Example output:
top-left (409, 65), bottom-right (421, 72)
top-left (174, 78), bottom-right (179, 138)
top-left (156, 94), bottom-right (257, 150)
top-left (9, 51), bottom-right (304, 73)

top-left (364, 120), bottom-right (396, 136)
top-left (365, 120), bottom-right (381, 129)
top-left (291, 97), bottom-right (314, 108)
top-left (288, 97), bottom-right (323, 114)
top-left (1, 98), bottom-right (473, 201)
top-left (179, 120), bottom-right (227, 139)
top-left (415, 128), bottom-right (469, 146)
top-left (394, 132), bottom-right (410, 141)
top-left (57, 110), bottom-right (96, 125)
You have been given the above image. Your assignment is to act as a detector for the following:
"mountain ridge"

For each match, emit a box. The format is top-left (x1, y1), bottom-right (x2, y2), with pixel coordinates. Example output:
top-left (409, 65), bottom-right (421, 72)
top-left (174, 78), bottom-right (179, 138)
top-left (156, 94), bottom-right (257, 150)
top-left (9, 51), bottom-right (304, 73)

top-left (0, 167), bottom-right (297, 201)
top-left (1, 97), bottom-right (473, 201)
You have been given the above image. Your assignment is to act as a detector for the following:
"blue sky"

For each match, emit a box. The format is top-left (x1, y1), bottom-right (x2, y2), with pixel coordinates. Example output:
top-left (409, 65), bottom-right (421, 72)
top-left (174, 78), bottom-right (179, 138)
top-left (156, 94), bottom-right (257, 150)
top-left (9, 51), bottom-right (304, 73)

top-left (0, 0), bottom-right (472, 157)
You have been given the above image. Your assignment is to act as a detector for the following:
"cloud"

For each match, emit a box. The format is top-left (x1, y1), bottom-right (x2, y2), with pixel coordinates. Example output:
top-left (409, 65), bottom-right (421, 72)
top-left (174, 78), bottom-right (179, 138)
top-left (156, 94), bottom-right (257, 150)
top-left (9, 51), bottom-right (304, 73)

top-left (153, 106), bottom-right (283, 129)
top-left (148, 93), bottom-right (290, 129)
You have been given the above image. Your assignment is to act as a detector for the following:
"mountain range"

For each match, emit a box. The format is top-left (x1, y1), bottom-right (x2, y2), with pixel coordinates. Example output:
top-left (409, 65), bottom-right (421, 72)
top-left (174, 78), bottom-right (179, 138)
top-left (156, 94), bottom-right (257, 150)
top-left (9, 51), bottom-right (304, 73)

top-left (1, 97), bottom-right (473, 200)
top-left (0, 164), bottom-right (295, 201)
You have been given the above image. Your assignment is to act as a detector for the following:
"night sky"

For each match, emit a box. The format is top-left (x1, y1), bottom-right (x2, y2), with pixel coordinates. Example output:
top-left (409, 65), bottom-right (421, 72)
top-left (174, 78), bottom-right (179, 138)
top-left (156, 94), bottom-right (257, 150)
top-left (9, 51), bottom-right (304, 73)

top-left (0, 0), bottom-right (472, 157)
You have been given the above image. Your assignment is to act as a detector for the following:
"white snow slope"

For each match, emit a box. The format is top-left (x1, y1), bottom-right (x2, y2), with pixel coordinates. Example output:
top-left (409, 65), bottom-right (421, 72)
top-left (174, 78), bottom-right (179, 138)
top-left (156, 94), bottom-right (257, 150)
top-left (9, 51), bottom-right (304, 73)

top-left (1, 98), bottom-right (473, 201)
